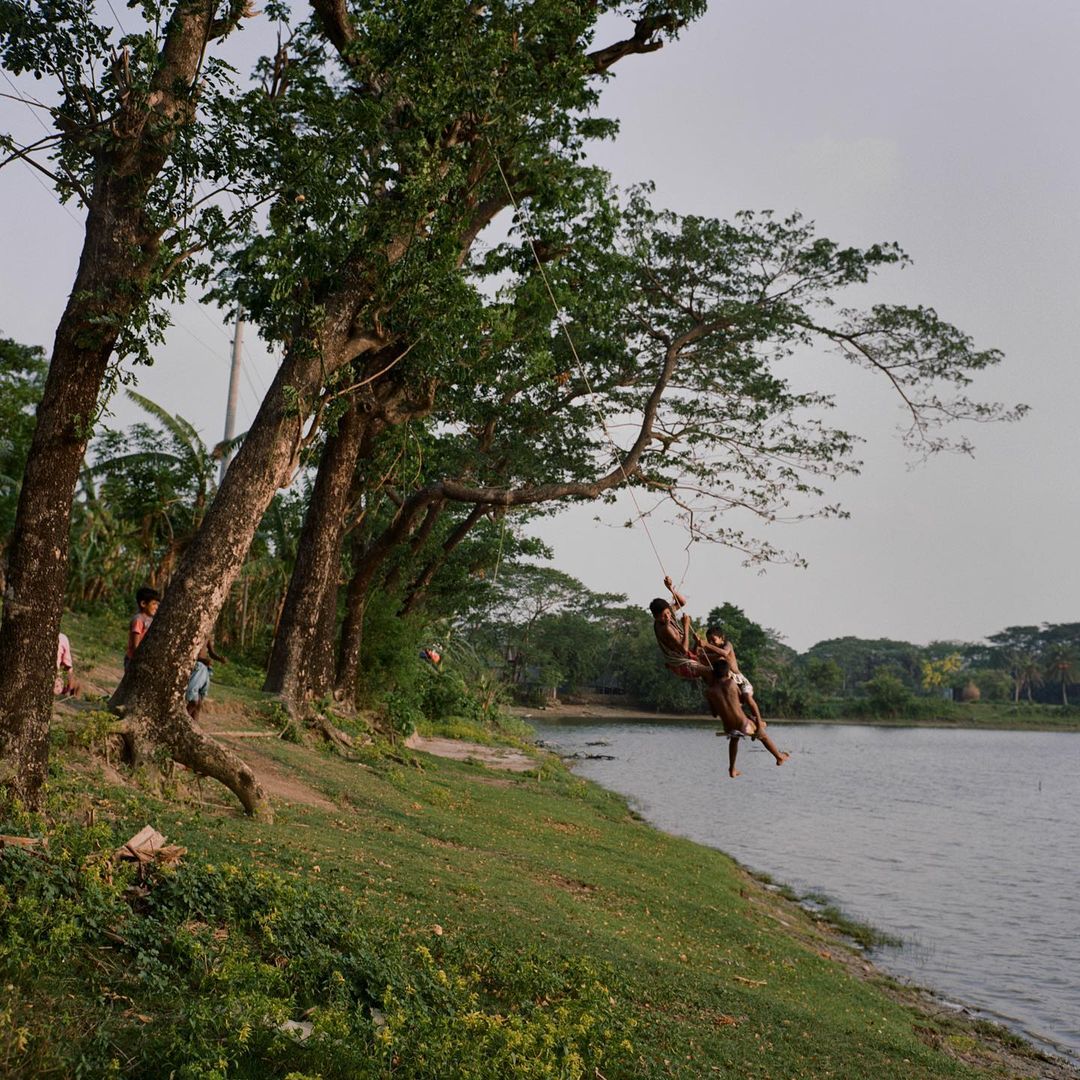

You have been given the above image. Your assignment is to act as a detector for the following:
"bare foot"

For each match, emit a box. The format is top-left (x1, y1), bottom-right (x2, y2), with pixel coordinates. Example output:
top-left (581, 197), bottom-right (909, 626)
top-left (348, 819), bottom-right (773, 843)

top-left (775, 752), bottom-right (790, 766)
top-left (729, 767), bottom-right (741, 777)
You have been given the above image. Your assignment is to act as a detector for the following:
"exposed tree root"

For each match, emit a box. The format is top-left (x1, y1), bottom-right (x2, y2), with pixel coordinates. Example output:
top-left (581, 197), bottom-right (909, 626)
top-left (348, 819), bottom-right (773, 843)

top-left (112, 698), bottom-right (269, 818)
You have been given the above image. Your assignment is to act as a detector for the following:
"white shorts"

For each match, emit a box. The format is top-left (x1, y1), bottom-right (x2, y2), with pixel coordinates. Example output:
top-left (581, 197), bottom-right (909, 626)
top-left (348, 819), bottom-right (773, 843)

top-left (732, 672), bottom-right (754, 696)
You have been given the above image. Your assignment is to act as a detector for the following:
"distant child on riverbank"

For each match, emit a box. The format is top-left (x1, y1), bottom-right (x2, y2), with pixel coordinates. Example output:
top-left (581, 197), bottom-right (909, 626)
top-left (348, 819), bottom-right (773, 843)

top-left (706, 660), bottom-right (789, 777)
top-left (125, 587), bottom-right (160, 670)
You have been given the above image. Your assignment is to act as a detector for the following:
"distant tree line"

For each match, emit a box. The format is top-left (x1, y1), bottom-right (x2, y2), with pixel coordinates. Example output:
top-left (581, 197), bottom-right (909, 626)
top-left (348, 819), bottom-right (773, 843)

top-left (453, 562), bottom-right (1079, 717)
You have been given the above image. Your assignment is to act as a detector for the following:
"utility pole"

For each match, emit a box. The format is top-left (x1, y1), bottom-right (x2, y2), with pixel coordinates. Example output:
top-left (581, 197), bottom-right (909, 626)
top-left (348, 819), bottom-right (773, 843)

top-left (219, 305), bottom-right (244, 486)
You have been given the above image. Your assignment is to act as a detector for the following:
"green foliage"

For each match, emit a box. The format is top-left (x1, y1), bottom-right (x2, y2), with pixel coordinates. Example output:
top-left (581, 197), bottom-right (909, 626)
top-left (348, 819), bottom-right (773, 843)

top-left (355, 594), bottom-right (427, 723)
top-left (418, 667), bottom-right (487, 727)
top-left (804, 637), bottom-right (924, 693)
top-left (87, 390), bottom-right (216, 588)
top-left (804, 656), bottom-right (843, 695)
top-left (862, 670), bottom-right (915, 716)
top-left (0, 335), bottom-right (46, 543)
top-left (0, 823), bottom-right (634, 1078)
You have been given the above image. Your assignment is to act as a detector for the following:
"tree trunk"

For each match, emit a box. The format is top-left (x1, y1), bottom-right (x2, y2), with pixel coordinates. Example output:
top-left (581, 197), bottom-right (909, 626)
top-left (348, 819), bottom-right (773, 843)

top-left (109, 342), bottom-right (356, 813)
top-left (305, 577), bottom-right (343, 700)
top-left (399, 503), bottom-right (486, 616)
top-left (0, 278), bottom-right (121, 805)
top-left (263, 397), bottom-right (365, 707)
top-left (334, 489), bottom-right (438, 700)
top-left (0, 0), bottom-right (245, 811)
top-left (110, 346), bottom-right (432, 811)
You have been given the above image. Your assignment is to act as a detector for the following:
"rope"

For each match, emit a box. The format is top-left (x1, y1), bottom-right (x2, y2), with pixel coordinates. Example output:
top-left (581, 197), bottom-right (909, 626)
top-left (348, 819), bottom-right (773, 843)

top-left (488, 145), bottom-right (672, 583)
top-left (489, 511), bottom-right (507, 588)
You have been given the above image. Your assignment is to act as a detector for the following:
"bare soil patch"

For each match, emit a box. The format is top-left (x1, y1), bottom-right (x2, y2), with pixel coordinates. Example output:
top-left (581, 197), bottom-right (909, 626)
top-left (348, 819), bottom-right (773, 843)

top-left (204, 733), bottom-right (338, 810)
top-left (404, 733), bottom-right (539, 772)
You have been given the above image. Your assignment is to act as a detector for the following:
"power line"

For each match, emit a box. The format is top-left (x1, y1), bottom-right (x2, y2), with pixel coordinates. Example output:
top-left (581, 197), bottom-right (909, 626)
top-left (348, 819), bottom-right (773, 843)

top-left (102, 0), bottom-right (128, 37)
top-left (0, 68), bottom-right (84, 228)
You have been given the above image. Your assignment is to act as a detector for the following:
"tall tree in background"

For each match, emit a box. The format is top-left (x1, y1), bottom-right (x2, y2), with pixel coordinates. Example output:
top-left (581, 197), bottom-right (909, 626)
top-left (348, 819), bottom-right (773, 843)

top-left (0, 0), bottom-right (250, 809)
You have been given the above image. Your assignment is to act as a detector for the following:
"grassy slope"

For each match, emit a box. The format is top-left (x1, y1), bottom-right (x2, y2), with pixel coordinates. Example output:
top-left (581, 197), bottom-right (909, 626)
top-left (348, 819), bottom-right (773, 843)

top-left (3, 612), bottom-right (1074, 1078)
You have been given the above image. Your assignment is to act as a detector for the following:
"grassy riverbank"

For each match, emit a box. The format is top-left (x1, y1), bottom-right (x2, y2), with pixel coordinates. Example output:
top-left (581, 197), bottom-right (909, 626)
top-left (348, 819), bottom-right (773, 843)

top-left (1, 614), bottom-right (1076, 1077)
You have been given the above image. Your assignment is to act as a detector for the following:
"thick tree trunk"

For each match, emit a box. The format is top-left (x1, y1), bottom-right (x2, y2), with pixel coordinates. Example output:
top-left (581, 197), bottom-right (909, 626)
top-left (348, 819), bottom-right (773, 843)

top-left (335, 489), bottom-right (437, 699)
top-left (0, 279), bottom-right (120, 804)
top-left (0, 0), bottom-right (244, 810)
top-left (109, 342), bottom-right (359, 813)
top-left (263, 398), bottom-right (365, 706)
top-left (334, 532), bottom-right (371, 703)
top-left (305, 577), bottom-right (342, 700)
top-left (110, 345), bottom-right (432, 811)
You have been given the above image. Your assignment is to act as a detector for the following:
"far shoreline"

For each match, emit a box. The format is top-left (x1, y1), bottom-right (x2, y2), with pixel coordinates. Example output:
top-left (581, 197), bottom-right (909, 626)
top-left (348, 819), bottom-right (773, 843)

top-left (508, 699), bottom-right (1080, 732)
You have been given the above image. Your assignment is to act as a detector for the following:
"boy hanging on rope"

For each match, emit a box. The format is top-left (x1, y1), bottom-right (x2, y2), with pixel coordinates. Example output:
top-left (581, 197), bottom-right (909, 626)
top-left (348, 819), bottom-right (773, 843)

top-left (697, 626), bottom-right (764, 730)
top-left (650, 577), bottom-right (790, 776)
top-left (650, 576), bottom-right (714, 682)
top-left (705, 659), bottom-right (789, 777)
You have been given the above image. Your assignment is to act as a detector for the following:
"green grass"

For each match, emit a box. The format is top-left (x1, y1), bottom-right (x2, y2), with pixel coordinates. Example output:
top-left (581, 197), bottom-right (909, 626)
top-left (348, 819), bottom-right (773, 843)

top-left (4, 623), bottom-right (1071, 1078)
top-left (1, 723), bottom-right (1067, 1079)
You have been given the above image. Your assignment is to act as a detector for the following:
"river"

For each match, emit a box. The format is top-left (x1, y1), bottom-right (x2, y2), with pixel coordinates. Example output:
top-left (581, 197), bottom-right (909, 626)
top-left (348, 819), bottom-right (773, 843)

top-left (528, 718), bottom-right (1080, 1064)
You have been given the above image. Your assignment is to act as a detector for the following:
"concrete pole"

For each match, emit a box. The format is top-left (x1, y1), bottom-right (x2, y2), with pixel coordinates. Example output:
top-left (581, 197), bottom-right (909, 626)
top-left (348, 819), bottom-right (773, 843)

top-left (219, 305), bottom-right (244, 486)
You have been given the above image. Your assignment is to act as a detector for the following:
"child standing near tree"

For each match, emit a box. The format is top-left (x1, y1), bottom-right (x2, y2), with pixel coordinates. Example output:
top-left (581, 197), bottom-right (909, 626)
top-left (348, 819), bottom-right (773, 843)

top-left (185, 639), bottom-right (227, 721)
top-left (125, 586), bottom-right (160, 670)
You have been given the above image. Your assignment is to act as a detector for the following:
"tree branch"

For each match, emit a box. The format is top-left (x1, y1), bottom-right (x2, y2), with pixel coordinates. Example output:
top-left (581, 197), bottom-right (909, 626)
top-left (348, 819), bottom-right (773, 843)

top-left (587, 13), bottom-right (682, 75)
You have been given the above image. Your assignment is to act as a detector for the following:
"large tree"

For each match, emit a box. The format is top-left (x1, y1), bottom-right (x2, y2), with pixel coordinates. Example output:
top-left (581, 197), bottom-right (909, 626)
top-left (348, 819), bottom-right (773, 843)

top-left (107, 1), bottom-right (703, 812)
top-left (0, 0), bottom-right (250, 809)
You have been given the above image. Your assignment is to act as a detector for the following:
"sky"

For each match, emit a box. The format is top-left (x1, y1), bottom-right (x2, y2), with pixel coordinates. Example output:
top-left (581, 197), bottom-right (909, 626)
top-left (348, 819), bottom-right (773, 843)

top-left (2, 1), bottom-right (1078, 651)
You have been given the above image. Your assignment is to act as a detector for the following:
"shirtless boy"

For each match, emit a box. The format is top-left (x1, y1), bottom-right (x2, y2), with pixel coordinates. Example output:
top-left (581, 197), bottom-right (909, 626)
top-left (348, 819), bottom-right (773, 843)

top-left (649, 576), bottom-right (712, 682)
top-left (698, 626), bottom-right (764, 729)
top-left (705, 661), bottom-right (789, 776)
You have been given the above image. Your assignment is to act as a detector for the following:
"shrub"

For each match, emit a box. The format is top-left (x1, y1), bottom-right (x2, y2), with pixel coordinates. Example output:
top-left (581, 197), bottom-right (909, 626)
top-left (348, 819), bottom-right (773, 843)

top-left (0, 825), bottom-right (634, 1078)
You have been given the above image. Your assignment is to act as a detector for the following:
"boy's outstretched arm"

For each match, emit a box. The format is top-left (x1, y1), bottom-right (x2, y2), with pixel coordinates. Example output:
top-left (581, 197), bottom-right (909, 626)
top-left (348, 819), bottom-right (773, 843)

top-left (664, 575), bottom-right (689, 611)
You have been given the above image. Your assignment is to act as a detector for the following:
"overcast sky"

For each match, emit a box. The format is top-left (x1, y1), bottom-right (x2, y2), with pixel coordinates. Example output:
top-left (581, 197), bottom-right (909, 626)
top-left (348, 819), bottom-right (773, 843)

top-left (2, 2), bottom-right (1077, 651)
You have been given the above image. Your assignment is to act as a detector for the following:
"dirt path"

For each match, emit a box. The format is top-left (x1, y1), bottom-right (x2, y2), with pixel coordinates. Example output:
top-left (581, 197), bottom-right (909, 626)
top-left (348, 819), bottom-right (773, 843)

top-left (205, 732), bottom-right (339, 810)
top-left (404, 733), bottom-right (539, 773)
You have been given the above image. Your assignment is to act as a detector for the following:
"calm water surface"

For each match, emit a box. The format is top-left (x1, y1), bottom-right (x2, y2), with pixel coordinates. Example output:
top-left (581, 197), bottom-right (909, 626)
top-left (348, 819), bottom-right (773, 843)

top-left (529, 719), bottom-right (1080, 1063)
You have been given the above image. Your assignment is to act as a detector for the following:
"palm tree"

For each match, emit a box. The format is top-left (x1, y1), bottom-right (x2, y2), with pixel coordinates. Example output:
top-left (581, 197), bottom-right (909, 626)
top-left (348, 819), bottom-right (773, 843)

top-left (1044, 644), bottom-right (1076, 706)
top-left (1003, 649), bottom-right (1042, 703)
top-left (68, 466), bottom-right (142, 604)
top-left (90, 391), bottom-right (217, 587)
top-left (1016, 652), bottom-right (1042, 703)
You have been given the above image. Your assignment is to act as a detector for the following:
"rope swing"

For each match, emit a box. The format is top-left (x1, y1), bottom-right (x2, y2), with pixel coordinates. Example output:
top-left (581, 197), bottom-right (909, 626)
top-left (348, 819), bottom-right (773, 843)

top-left (488, 143), bottom-right (678, 588)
